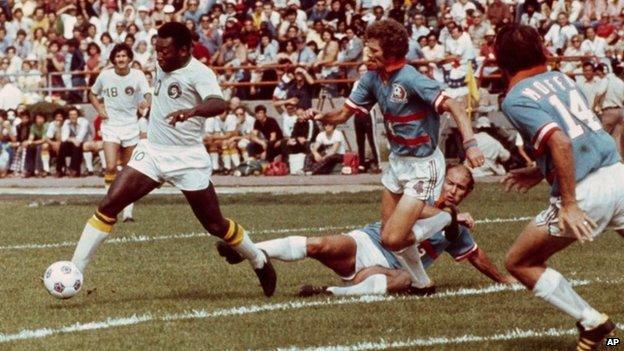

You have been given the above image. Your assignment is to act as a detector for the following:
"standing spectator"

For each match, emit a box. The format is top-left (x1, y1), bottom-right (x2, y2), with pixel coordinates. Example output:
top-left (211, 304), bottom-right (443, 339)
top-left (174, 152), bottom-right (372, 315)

top-left (249, 104), bottom-right (284, 161)
top-left (544, 12), bottom-right (578, 54)
top-left (595, 64), bottom-right (624, 156)
top-left (58, 107), bottom-right (89, 177)
top-left (352, 64), bottom-right (380, 173)
top-left (577, 62), bottom-right (607, 113)
top-left (304, 122), bottom-right (344, 175)
top-left (23, 112), bottom-right (48, 177)
top-left (67, 39), bottom-right (87, 103)
top-left (469, 117), bottom-right (511, 177)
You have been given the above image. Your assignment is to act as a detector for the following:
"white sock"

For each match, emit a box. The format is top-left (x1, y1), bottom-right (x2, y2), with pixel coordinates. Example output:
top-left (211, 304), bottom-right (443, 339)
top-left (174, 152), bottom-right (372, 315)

top-left (122, 203), bottom-right (134, 219)
top-left (98, 150), bottom-right (106, 168)
top-left (83, 152), bottom-right (94, 172)
top-left (241, 150), bottom-right (249, 162)
top-left (256, 236), bottom-right (307, 261)
top-left (41, 153), bottom-right (50, 172)
top-left (327, 274), bottom-right (387, 295)
top-left (210, 152), bottom-right (220, 170)
top-left (394, 245), bottom-right (431, 288)
top-left (71, 221), bottom-right (110, 273)
top-left (412, 212), bottom-right (452, 242)
top-left (222, 152), bottom-right (232, 170)
top-left (231, 150), bottom-right (241, 167)
top-left (533, 268), bottom-right (604, 329)
top-left (233, 232), bottom-right (267, 269)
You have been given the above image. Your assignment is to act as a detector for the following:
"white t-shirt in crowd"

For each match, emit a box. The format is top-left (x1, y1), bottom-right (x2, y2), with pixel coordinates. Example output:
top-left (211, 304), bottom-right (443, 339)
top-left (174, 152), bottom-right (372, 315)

top-left (315, 130), bottom-right (345, 154)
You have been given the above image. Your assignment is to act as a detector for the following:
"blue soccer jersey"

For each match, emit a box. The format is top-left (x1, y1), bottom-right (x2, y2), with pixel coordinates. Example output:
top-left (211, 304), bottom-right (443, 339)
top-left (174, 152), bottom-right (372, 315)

top-left (347, 64), bottom-right (449, 157)
top-left (359, 222), bottom-right (478, 269)
top-left (502, 71), bottom-right (621, 196)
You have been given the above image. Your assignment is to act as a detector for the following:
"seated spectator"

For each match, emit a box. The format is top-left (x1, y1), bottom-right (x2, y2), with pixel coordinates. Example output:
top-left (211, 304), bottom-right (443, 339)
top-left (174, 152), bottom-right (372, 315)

top-left (82, 114), bottom-right (105, 176)
top-left (469, 117), bottom-right (511, 177)
top-left (23, 112), bottom-right (48, 177)
top-left (468, 12), bottom-right (492, 52)
top-left (231, 105), bottom-right (256, 162)
top-left (204, 111), bottom-right (240, 174)
top-left (304, 122), bottom-right (345, 175)
top-left (248, 104), bottom-right (284, 161)
top-left (561, 34), bottom-right (584, 75)
top-left (544, 12), bottom-right (578, 55)
top-left (279, 107), bottom-right (319, 165)
top-left (58, 107), bottom-right (89, 177)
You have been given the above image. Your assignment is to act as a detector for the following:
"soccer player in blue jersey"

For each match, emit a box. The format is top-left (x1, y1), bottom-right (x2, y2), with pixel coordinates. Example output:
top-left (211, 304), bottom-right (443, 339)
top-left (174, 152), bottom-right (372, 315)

top-left (307, 19), bottom-right (485, 290)
top-left (216, 165), bottom-right (513, 296)
top-left (495, 25), bottom-right (624, 350)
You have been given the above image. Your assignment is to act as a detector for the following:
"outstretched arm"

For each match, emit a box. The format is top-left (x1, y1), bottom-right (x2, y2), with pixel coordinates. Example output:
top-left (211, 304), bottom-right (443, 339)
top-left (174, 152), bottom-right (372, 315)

top-left (308, 105), bottom-right (355, 125)
top-left (467, 248), bottom-right (515, 284)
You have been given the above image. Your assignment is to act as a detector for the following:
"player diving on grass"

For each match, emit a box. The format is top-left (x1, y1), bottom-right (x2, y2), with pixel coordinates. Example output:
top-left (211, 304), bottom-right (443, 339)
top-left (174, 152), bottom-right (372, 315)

top-left (306, 19), bottom-right (485, 291)
top-left (495, 25), bottom-right (624, 350)
top-left (217, 165), bottom-right (514, 296)
top-left (63, 22), bottom-right (277, 297)
top-left (89, 43), bottom-right (151, 222)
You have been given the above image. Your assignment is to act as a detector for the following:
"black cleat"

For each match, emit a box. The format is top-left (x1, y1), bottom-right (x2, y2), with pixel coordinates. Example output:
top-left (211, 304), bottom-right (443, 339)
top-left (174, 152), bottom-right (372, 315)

top-left (576, 315), bottom-right (616, 351)
top-left (298, 284), bottom-right (330, 298)
top-left (215, 241), bottom-right (244, 264)
top-left (407, 285), bottom-right (436, 296)
top-left (443, 205), bottom-right (460, 242)
top-left (255, 250), bottom-right (277, 297)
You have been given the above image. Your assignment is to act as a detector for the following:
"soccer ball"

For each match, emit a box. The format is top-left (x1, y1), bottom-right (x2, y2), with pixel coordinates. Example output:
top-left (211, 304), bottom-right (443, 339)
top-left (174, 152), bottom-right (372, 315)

top-left (43, 261), bottom-right (83, 299)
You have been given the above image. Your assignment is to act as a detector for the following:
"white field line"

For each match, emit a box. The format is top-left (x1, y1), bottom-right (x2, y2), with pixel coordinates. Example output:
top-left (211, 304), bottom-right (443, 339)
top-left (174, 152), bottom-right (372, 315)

top-left (275, 323), bottom-right (624, 351)
top-left (1, 277), bottom-right (621, 344)
top-left (0, 216), bottom-right (533, 252)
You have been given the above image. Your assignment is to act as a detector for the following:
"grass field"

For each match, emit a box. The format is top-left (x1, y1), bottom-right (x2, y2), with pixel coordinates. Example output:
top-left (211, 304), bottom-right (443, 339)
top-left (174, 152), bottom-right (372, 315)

top-left (0, 184), bottom-right (622, 350)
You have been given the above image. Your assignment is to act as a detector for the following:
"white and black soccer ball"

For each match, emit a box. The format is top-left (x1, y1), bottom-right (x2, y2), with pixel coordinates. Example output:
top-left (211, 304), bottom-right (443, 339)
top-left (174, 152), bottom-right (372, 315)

top-left (43, 261), bottom-right (83, 299)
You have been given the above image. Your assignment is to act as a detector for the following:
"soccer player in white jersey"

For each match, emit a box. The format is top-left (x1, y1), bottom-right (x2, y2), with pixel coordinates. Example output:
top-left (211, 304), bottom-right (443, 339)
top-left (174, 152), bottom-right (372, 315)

top-left (89, 43), bottom-right (151, 222)
top-left (61, 22), bottom-right (276, 297)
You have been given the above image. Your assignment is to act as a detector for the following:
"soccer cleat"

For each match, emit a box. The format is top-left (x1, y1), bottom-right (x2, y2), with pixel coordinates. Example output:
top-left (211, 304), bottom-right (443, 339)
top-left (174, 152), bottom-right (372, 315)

top-left (215, 241), bottom-right (244, 264)
top-left (407, 285), bottom-right (436, 296)
top-left (576, 316), bottom-right (616, 351)
top-left (254, 250), bottom-right (277, 297)
top-left (298, 284), bottom-right (330, 298)
top-left (443, 205), bottom-right (460, 242)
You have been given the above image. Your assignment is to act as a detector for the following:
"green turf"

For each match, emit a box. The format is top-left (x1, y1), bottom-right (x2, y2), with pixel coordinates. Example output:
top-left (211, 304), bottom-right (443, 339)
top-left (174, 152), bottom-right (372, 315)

top-left (0, 184), bottom-right (622, 350)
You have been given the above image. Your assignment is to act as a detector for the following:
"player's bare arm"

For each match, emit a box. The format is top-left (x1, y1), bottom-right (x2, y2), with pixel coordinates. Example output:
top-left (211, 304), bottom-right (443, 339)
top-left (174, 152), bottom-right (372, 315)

top-left (88, 91), bottom-right (108, 119)
top-left (439, 98), bottom-right (485, 168)
top-left (139, 93), bottom-right (152, 110)
top-left (167, 97), bottom-right (227, 125)
top-left (307, 105), bottom-right (355, 125)
top-left (466, 248), bottom-right (515, 284)
top-left (547, 130), bottom-right (597, 243)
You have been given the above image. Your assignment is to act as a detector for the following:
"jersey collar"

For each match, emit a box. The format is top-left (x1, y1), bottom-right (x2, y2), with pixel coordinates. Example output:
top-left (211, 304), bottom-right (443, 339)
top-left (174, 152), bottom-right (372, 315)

top-left (379, 58), bottom-right (407, 81)
top-left (507, 64), bottom-right (548, 91)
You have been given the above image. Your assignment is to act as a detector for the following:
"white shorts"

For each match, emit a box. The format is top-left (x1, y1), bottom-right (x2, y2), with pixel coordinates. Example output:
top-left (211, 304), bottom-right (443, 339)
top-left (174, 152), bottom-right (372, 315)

top-left (127, 140), bottom-right (212, 191)
top-left (381, 148), bottom-right (445, 201)
top-left (536, 162), bottom-right (624, 238)
top-left (102, 123), bottom-right (140, 148)
top-left (340, 230), bottom-right (392, 281)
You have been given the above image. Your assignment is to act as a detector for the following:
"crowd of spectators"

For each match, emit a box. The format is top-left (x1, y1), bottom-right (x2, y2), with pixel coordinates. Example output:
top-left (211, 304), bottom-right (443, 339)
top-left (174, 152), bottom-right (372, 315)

top-left (0, 0), bottom-right (623, 179)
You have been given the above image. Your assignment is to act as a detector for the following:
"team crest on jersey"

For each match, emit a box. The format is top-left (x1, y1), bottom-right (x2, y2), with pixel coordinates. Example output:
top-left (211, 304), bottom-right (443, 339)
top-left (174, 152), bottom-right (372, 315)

top-left (390, 83), bottom-right (407, 103)
top-left (167, 83), bottom-right (182, 99)
top-left (413, 180), bottom-right (425, 194)
top-left (125, 86), bottom-right (135, 95)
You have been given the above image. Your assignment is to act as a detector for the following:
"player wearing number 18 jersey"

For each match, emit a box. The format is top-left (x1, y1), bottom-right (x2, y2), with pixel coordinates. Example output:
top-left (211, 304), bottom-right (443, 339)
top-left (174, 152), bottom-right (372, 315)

top-left (89, 43), bottom-right (151, 222)
top-left (497, 25), bottom-right (623, 350)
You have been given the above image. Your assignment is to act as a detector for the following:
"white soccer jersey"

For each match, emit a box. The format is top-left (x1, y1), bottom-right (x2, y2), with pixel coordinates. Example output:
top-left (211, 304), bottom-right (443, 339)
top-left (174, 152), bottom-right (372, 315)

top-left (149, 58), bottom-right (224, 146)
top-left (204, 114), bottom-right (237, 134)
top-left (90, 68), bottom-right (149, 127)
top-left (238, 114), bottom-right (255, 135)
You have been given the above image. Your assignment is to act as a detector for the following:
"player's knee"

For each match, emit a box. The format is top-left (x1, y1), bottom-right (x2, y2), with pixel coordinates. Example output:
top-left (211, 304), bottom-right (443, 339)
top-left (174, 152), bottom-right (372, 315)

top-left (395, 271), bottom-right (412, 291)
top-left (380, 230), bottom-right (412, 252)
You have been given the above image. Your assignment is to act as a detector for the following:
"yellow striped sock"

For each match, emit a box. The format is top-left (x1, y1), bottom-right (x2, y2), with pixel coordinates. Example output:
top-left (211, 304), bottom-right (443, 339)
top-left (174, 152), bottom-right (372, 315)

top-left (104, 173), bottom-right (115, 187)
top-left (222, 219), bottom-right (245, 246)
top-left (87, 214), bottom-right (115, 234)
